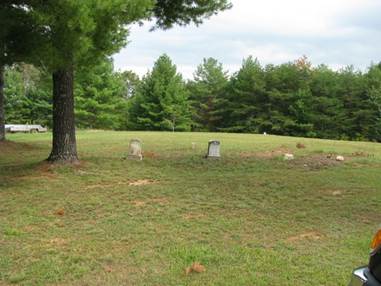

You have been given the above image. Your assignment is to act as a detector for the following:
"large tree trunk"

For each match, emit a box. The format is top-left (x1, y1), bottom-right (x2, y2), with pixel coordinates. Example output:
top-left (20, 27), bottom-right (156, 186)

top-left (0, 65), bottom-right (5, 142)
top-left (47, 67), bottom-right (78, 163)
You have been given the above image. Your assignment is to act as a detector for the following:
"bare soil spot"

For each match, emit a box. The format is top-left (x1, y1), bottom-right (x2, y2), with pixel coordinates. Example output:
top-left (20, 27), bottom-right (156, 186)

top-left (128, 179), bottom-right (155, 187)
top-left (287, 231), bottom-right (323, 243)
top-left (151, 197), bottom-right (169, 204)
top-left (351, 151), bottom-right (375, 158)
top-left (132, 200), bottom-right (146, 207)
top-left (85, 179), bottom-right (156, 190)
top-left (17, 162), bottom-right (58, 181)
top-left (332, 190), bottom-right (343, 196)
top-left (48, 238), bottom-right (69, 246)
top-left (132, 197), bottom-right (169, 207)
top-left (256, 146), bottom-right (293, 159)
top-left (55, 208), bottom-right (65, 216)
top-left (319, 189), bottom-right (346, 197)
top-left (143, 151), bottom-right (158, 158)
top-left (291, 154), bottom-right (343, 170)
top-left (185, 262), bottom-right (206, 275)
top-left (296, 142), bottom-right (306, 149)
top-left (183, 213), bottom-right (206, 220)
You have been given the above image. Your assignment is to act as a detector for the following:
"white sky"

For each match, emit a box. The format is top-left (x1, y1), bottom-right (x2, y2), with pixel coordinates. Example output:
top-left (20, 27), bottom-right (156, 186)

top-left (113, 0), bottom-right (381, 79)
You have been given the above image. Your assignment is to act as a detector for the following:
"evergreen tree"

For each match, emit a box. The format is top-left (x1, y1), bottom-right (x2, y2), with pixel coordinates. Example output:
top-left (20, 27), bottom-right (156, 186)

top-left (6, 0), bottom-right (231, 162)
top-left (0, 1), bottom-right (43, 141)
top-left (129, 55), bottom-right (191, 131)
top-left (264, 60), bottom-right (313, 136)
top-left (307, 65), bottom-right (343, 139)
top-left (361, 64), bottom-right (381, 141)
top-left (188, 58), bottom-right (228, 131)
top-left (75, 58), bottom-right (129, 130)
top-left (221, 57), bottom-right (268, 133)
top-left (4, 64), bottom-right (51, 127)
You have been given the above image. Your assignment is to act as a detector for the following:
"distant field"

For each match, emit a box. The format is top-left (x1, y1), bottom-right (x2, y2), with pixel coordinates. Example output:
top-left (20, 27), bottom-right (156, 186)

top-left (1, 131), bottom-right (381, 285)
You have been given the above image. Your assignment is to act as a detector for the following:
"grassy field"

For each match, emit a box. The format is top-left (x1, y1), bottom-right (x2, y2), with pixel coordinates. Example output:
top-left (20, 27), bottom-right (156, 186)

top-left (1, 131), bottom-right (381, 286)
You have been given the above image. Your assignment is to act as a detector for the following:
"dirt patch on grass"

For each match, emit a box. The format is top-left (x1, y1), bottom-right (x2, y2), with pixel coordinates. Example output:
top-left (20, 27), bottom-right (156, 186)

top-left (350, 151), bottom-right (375, 158)
top-left (55, 208), bottom-right (65, 216)
top-left (291, 154), bottom-right (343, 170)
top-left (128, 179), bottom-right (155, 186)
top-left (143, 151), bottom-right (158, 159)
top-left (132, 197), bottom-right (169, 207)
top-left (287, 231), bottom-right (323, 243)
top-left (246, 146), bottom-right (293, 159)
top-left (85, 179), bottom-right (156, 190)
top-left (185, 262), bottom-right (206, 275)
top-left (183, 213), bottom-right (206, 220)
top-left (132, 200), bottom-right (146, 207)
top-left (48, 238), bottom-right (69, 246)
top-left (151, 197), bottom-right (169, 204)
top-left (11, 162), bottom-right (59, 181)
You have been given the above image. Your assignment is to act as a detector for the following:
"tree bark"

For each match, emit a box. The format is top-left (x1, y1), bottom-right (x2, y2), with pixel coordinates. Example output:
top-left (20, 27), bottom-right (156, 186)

top-left (47, 67), bottom-right (78, 163)
top-left (0, 65), bottom-right (5, 142)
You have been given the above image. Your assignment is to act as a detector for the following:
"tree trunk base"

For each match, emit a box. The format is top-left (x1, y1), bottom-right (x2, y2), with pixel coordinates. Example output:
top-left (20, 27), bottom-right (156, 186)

top-left (49, 68), bottom-right (79, 163)
top-left (47, 153), bottom-right (79, 164)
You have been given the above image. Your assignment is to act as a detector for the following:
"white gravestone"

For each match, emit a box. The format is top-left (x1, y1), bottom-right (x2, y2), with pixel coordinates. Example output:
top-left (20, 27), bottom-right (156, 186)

top-left (284, 153), bottom-right (295, 160)
top-left (128, 139), bottom-right (143, 160)
top-left (207, 140), bottom-right (221, 158)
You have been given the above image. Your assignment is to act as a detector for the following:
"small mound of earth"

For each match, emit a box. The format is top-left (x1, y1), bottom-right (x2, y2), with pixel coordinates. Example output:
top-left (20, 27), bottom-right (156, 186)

top-left (291, 154), bottom-right (343, 170)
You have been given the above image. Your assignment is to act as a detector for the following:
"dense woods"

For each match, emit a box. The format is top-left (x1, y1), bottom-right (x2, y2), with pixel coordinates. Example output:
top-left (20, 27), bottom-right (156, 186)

top-left (4, 55), bottom-right (381, 142)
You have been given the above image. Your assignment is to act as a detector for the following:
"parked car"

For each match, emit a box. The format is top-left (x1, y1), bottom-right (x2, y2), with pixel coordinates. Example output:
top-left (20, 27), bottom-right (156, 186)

top-left (349, 228), bottom-right (381, 285)
top-left (5, 124), bottom-right (48, 133)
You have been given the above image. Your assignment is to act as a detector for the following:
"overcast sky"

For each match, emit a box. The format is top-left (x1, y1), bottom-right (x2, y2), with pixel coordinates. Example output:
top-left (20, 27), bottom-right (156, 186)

top-left (113, 0), bottom-right (381, 79)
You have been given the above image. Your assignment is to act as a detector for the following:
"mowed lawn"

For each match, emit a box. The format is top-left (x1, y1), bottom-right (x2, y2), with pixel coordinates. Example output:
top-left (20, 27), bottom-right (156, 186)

top-left (1, 131), bottom-right (381, 286)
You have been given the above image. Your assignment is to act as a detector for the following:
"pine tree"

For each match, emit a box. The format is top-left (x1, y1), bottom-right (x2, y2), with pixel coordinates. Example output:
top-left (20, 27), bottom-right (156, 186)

top-left (75, 58), bottom-right (129, 130)
top-left (4, 64), bottom-right (51, 127)
top-left (188, 58), bottom-right (228, 131)
top-left (6, 0), bottom-right (230, 162)
top-left (221, 57), bottom-right (268, 133)
top-left (129, 55), bottom-right (191, 131)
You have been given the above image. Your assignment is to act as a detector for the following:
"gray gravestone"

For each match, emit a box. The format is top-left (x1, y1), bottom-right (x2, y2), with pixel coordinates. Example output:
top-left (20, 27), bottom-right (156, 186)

top-left (128, 139), bottom-right (143, 160)
top-left (206, 140), bottom-right (221, 158)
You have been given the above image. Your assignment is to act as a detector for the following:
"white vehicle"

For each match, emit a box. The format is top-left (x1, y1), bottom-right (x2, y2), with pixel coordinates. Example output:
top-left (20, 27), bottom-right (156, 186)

top-left (5, 124), bottom-right (48, 133)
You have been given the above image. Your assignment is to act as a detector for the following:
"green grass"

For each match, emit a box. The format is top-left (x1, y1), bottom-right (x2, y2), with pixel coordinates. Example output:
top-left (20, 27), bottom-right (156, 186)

top-left (1, 131), bottom-right (380, 285)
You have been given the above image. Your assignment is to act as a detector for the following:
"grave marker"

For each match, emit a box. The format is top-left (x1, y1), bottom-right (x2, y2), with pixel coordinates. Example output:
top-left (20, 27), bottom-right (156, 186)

top-left (128, 139), bottom-right (143, 160)
top-left (206, 140), bottom-right (221, 158)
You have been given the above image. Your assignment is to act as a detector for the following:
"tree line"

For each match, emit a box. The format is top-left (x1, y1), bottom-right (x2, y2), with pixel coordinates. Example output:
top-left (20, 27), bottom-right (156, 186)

top-left (4, 54), bottom-right (381, 142)
top-left (0, 0), bottom-right (231, 163)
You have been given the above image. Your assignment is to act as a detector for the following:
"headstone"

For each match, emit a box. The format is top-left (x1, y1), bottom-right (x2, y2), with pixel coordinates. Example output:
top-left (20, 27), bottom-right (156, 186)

top-left (128, 139), bottom-right (143, 160)
top-left (336, 155), bottom-right (345, 162)
top-left (284, 153), bottom-right (295, 160)
top-left (192, 142), bottom-right (196, 150)
top-left (206, 140), bottom-right (221, 158)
